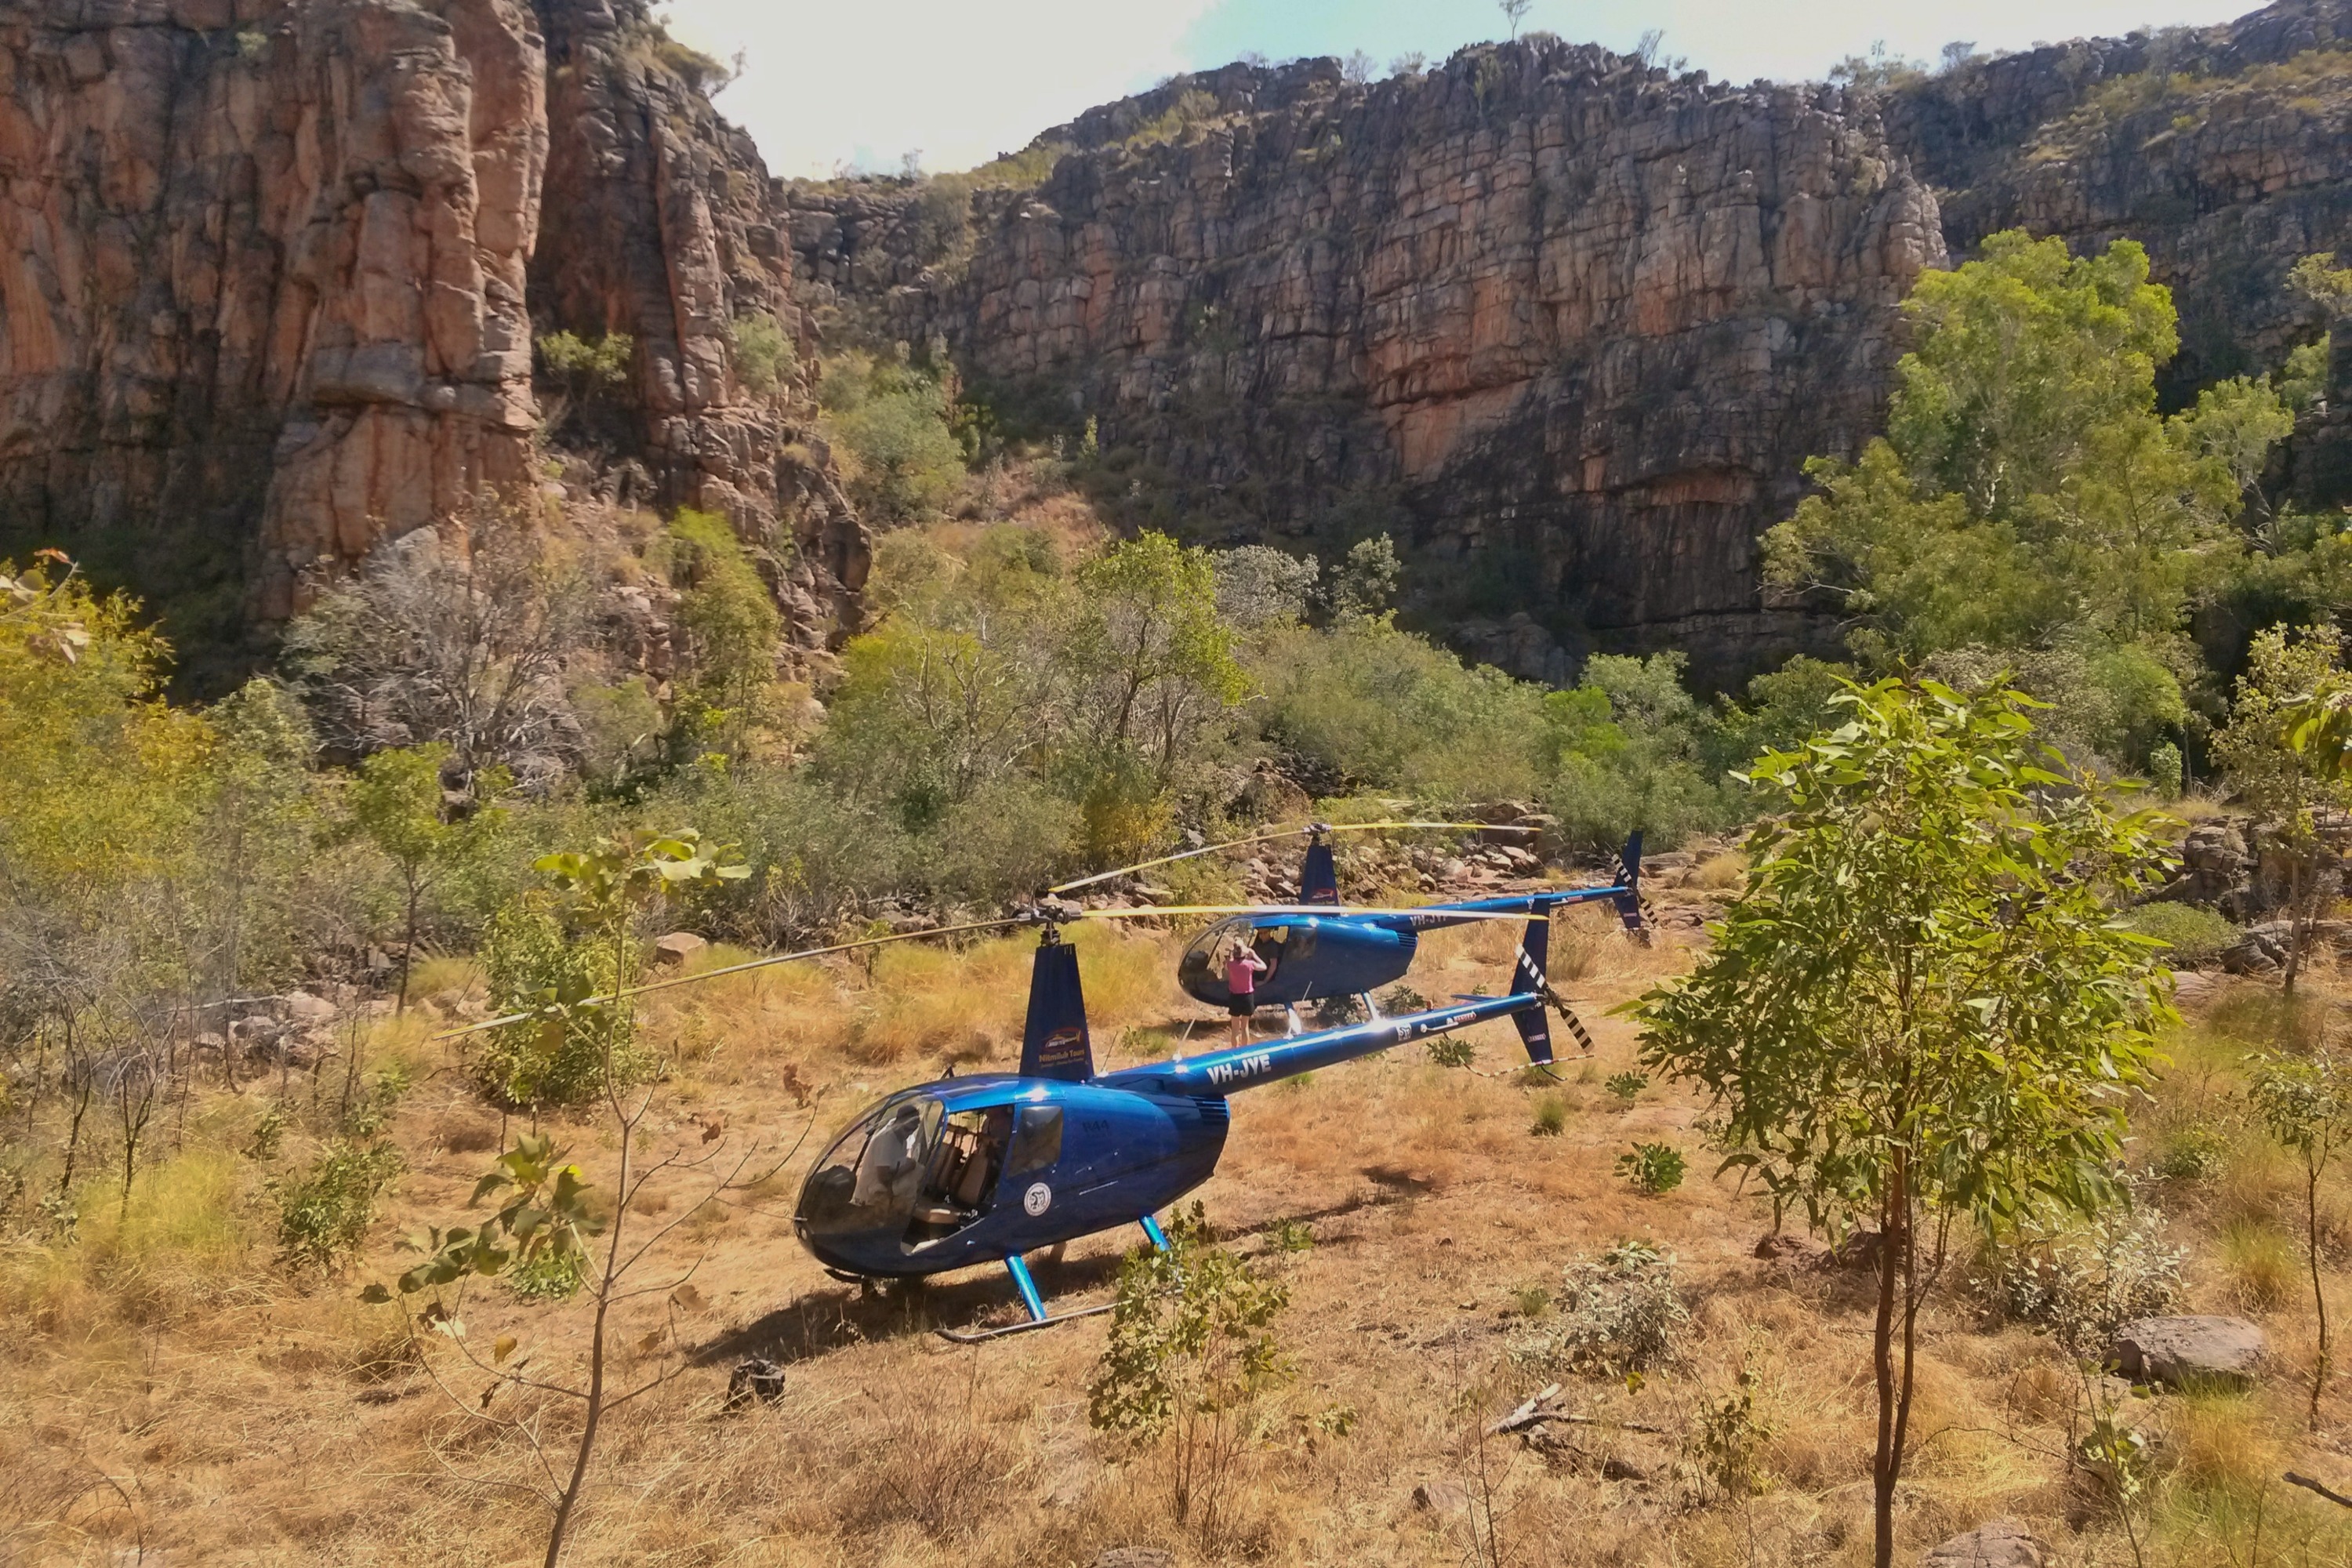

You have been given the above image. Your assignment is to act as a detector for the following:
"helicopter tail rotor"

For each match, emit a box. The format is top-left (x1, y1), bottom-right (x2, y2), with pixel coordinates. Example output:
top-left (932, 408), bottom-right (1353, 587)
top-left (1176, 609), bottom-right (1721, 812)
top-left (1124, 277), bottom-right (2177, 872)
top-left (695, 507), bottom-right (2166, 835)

top-left (1612, 830), bottom-right (1656, 941)
top-left (1508, 915), bottom-right (1557, 1065)
top-left (1508, 911), bottom-right (1599, 1062)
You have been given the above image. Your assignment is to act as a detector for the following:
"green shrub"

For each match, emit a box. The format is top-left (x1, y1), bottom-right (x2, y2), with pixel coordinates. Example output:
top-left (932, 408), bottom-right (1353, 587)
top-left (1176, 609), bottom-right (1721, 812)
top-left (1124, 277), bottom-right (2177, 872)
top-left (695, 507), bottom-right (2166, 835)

top-left (728, 313), bottom-right (795, 395)
top-left (1617, 1142), bottom-right (1686, 1194)
top-left (2123, 901), bottom-right (2241, 968)
top-left (1604, 1070), bottom-right (1646, 1105)
top-left (1510, 1240), bottom-right (1689, 1377)
top-left (537, 329), bottom-right (633, 388)
top-left (471, 895), bottom-right (650, 1109)
top-left (2154, 1122), bottom-right (2231, 1183)
top-left (271, 1139), bottom-right (404, 1274)
top-left (1979, 1203), bottom-right (2183, 1351)
top-left (1530, 1094), bottom-right (1568, 1137)
top-left (1427, 1036), bottom-right (1476, 1069)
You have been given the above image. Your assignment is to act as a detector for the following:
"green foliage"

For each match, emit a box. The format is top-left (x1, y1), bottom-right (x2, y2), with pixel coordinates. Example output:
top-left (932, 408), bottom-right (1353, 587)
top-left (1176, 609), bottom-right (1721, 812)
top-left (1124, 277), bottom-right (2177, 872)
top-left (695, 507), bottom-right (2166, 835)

top-left (1267, 1217), bottom-right (1316, 1253)
top-left (1326, 535), bottom-right (1400, 619)
top-left (363, 1133), bottom-right (601, 1302)
top-left (473, 831), bottom-right (746, 1109)
top-left (1766, 233), bottom-right (2286, 775)
top-left (728, 313), bottom-right (795, 395)
top-left (537, 330), bottom-right (633, 390)
top-left (348, 742), bottom-right (507, 1009)
top-left (2153, 1122), bottom-right (2231, 1184)
top-left (1980, 1202), bottom-right (2184, 1352)
top-left (1603, 1070), bottom-right (1646, 1105)
top-left (663, 510), bottom-right (784, 762)
top-left (1509, 1239), bottom-right (1689, 1379)
top-left (1686, 1339), bottom-right (1777, 1501)
top-left (1089, 1202), bottom-right (1289, 1532)
top-left (818, 352), bottom-right (969, 522)
top-left (1637, 678), bottom-right (2173, 1233)
top-left (2217, 625), bottom-right (2350, 987)
top-left (2246, 1047), bottom-right (2350, 1410)
top-left (1635, 677), bottom-right (2173, 1563)
top-left (272, 1138), bottom-right (405, 1275)
top-left (1616, 1141), bottom-right (1686, 1194)
top-left (2121, 902), bottom-right (2241, 968)
top-left (1426, 1035), bottom-right (1477, 1069)
top-left (1530, 1093), bottom-right (1568, 1137)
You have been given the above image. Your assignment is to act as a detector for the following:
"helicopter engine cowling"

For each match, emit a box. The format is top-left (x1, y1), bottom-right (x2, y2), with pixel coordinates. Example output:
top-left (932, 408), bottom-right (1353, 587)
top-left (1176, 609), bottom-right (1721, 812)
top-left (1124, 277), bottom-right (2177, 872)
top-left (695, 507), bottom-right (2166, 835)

top-left (1176, 914), bottom-right (1416, 1009)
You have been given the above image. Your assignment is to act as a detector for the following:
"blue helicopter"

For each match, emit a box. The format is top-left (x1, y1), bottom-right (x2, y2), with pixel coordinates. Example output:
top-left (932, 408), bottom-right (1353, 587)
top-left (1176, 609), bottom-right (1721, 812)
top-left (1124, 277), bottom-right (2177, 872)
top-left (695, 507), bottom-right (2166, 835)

top-left (1054, 822), bottom-right (1650, 1047)
top-left (789, 909), bottom-right (1573, 1338)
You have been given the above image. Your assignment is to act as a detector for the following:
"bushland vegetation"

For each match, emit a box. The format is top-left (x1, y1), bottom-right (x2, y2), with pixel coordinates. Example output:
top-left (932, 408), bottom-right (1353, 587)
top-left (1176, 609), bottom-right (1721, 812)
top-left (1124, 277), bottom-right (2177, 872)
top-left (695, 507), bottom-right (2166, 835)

top-left (5, 224), bottom-right (2352, 1564)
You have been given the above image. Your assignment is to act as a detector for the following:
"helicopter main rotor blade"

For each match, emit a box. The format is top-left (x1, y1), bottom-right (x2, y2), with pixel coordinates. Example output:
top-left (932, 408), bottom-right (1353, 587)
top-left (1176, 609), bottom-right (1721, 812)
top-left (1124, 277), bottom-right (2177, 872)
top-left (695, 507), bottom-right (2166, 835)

top-left (1069, 903), bottom-right (1534, 922)
top-left (430, 913), bottom-right (1036, 1041)
top-left (1046, 819), bottom-right (1534, 895)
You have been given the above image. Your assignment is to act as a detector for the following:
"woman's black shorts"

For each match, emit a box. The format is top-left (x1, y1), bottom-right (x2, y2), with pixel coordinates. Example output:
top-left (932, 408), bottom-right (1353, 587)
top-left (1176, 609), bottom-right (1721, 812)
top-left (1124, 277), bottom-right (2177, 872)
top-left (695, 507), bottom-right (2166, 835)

top-left (1227, 995), bottom-right (1254, 1018)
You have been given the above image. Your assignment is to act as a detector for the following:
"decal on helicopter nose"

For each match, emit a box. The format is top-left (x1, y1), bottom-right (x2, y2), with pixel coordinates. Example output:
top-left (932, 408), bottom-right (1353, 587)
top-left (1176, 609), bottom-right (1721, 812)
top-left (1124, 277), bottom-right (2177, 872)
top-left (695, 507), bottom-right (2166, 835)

top-left (1022, 1182), bottom-right (1053, 1216)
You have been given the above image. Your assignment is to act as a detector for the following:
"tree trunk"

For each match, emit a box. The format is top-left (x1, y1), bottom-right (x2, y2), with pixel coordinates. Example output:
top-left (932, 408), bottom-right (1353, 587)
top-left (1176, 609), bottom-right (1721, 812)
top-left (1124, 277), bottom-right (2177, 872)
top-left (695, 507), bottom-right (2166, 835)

top-left (397, 880), bottom-right (421, 1015)
top-left (1871, 1155), bottom-right (1910, 1568)
top-left (2310, 1157), bottom-right (2332, 1426)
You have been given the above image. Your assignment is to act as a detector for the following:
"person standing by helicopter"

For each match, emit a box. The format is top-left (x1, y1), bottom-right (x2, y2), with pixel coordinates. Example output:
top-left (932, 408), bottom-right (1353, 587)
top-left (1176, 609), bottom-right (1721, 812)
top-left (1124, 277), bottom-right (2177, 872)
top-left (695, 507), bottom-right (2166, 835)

top-left (1224, 938), bottom-right (1268, 1047)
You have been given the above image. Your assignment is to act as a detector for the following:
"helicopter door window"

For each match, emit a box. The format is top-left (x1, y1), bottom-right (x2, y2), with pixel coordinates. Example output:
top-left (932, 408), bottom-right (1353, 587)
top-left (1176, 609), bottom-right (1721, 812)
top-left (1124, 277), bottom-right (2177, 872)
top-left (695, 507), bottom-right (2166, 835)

top-left (908, 1106), bottom-right (1014, 1242)
top-left (1006, 1105), bottom-right (1063, 1176)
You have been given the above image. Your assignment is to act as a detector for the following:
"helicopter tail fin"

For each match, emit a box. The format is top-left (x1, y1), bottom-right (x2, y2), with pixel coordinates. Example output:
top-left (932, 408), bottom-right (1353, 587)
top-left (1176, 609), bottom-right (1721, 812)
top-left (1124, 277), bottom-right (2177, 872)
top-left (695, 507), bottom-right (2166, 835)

top-left (1611, 830), bottom-right (1646, 935)
top-left (1299, 840), bottom-right (1341, 905)
top-left (1020, 938), bottom-right (1094, 1081)
top-left (1508, 915), bottom-right (1555, 1065)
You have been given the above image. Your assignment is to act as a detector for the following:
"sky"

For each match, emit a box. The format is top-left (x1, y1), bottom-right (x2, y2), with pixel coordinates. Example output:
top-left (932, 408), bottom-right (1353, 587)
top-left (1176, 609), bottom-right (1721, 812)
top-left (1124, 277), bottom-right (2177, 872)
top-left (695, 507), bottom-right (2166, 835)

top-left (659, 0), bottom-right (2264, 179)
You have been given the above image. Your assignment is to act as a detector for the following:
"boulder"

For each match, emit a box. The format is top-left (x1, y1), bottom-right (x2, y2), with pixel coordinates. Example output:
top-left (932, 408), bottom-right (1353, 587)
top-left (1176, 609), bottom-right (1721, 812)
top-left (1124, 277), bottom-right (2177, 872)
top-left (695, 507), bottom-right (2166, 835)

top-left (1754, 1232), bottom-right (1826, 1265)
top-left (652, 932), bottom-right (710, 967)
top-left (723, 1357), bottom-right (785, 1410)
top-left (1411, 1479), bottom-right (1470, 1514)
top-left (1922, 1518), bottom-right (2051, 1566)
top-left (2114, 1316), bottom-right (2267, 1389)
top-left (281, 991), bottom-right (336, 1022)
top-left (1092, 1552), bottom-right (1174, 1568)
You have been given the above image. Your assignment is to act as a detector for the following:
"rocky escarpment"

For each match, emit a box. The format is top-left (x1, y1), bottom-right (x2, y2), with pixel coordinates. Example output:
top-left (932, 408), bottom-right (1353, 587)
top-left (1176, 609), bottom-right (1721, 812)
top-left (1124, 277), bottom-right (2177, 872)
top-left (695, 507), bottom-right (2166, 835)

top-left (1886, 0), bottom-right (2352, 503)
top-left (527, 0), bottom-right (865, 646)
top-left (791, 44), bottom-right (1944, 688)
top-left (0, 0), bottom-right (864, 680)
top-left (791, 2), bottom-right (2352, 689)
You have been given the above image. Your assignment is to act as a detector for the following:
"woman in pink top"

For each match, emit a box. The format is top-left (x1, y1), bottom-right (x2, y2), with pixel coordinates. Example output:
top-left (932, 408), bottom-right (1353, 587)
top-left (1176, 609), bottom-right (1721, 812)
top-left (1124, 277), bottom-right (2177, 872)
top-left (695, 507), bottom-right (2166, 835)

top-left (1224, 942), bottom-right (1269, 1047)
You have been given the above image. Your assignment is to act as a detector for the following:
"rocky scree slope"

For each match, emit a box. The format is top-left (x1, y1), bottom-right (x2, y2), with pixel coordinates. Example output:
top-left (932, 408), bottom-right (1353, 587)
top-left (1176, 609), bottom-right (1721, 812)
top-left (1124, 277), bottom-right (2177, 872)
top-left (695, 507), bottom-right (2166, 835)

top-left (0, 0), bottom-right (865, 680)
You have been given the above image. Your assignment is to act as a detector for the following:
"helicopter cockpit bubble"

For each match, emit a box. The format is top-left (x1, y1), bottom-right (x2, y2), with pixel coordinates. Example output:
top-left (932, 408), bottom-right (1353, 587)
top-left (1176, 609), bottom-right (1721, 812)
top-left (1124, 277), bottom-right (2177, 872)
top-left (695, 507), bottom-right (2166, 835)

top-left (797, 1091), bottom-right (945, 1241)
top-left (1177, 916), bottom-right (1259, 1001)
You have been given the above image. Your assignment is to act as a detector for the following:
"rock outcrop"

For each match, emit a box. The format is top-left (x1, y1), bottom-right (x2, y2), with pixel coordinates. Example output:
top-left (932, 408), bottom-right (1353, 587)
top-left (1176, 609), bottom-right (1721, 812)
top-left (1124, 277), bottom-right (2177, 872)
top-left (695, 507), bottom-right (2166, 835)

top-left (0, 0), bottom-right (863, 679)
top-left (789, 1), bottom-right (2352, 688)
top-left (793, 44), bottom-right (1945, 688)
top-left (1888, 0), bottom-right (2352, 503)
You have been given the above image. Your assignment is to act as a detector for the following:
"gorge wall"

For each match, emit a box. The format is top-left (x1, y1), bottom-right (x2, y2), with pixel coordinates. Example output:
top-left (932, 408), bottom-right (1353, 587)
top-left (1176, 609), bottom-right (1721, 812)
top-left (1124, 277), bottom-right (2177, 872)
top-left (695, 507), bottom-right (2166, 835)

top-left (0, 0), bottom-right (863, 684)
top-left (789, 0), bottom-right (2352, 689)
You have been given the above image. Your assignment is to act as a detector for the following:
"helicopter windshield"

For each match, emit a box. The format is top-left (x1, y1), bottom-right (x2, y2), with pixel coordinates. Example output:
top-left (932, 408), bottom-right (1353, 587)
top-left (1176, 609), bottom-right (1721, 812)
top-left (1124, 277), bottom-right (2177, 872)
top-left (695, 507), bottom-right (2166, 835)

top-left (1178, 917), bottom-right (1259, 999)
top-left (797, 1093), bottom-right (945, 1240)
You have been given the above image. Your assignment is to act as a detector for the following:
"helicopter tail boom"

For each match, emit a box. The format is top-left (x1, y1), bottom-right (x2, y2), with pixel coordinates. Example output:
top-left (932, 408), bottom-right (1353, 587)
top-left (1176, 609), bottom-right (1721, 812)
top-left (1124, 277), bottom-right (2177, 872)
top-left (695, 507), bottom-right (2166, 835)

top-left (1098, 989), bottom-right (1544, 1099)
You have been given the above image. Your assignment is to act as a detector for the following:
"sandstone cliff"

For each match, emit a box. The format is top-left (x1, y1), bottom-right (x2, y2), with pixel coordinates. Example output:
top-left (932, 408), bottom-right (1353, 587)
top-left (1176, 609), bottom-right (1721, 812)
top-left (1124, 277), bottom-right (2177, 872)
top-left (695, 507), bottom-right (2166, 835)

top-left (0, 0), bottom-right (862, 679)
top-left (789, 1), bottom-right (2352, 688)
top-left (792, 45), bottom-right (1944, 687)
top-left (1886, 0), bottom-right (2352, 503)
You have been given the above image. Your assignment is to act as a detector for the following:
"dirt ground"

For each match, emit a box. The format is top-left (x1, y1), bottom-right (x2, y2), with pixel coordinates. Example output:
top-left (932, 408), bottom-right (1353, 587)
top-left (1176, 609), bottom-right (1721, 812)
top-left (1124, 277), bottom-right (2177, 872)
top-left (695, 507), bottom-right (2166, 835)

top-left (6, 885), bottom-right (2352, 1566)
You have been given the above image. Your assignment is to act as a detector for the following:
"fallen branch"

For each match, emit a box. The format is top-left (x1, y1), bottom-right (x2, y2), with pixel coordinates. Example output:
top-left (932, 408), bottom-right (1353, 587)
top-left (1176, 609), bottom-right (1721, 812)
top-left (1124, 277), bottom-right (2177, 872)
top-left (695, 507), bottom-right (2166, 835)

top-left (1487, 1384), bottom-right (1664, 1437)
top-left (2286, 1470), bottom-right (2352, 1509)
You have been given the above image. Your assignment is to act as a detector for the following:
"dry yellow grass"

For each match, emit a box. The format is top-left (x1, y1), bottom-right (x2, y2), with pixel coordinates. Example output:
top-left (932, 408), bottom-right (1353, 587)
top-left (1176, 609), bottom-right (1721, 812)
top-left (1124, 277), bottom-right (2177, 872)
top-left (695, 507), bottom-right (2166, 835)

top-left (5, 927), bottom-right (2352, 1566)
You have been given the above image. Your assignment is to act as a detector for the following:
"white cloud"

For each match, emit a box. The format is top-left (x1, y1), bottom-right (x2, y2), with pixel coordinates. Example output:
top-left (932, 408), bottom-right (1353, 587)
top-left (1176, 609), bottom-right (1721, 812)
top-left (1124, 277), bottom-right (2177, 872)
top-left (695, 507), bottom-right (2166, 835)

top-left (659, 1), bottom-right (1221, 178)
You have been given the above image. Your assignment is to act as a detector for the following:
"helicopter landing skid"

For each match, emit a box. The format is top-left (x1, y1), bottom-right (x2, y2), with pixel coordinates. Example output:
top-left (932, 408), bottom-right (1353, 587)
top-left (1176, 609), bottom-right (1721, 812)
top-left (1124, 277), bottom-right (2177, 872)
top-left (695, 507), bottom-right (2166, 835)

top-left (935, 1218), bottom-right (1168, 1344)
top-left (935, 1299), bottom-right (1117, 1343)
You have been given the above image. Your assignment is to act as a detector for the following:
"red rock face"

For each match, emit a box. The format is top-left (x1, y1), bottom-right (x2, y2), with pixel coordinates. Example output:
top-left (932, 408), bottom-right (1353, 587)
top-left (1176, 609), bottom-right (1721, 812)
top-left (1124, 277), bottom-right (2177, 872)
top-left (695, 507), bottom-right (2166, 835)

top-left (0, 0), bottom-right (863, 676)
top-left (528, 0), bottom-right (866, 653)
top-left (790, 45), bottom-right (1944, 688)
top-left (0, 0), bottom-right (548, 662)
